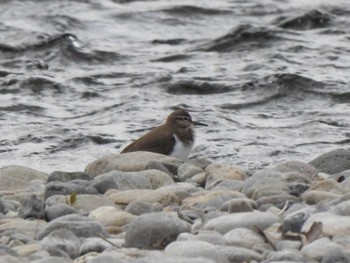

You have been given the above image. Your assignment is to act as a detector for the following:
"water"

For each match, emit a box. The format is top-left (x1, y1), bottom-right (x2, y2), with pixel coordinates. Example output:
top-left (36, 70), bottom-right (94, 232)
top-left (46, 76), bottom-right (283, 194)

top-left (1, 0), bottom-right (350, 173)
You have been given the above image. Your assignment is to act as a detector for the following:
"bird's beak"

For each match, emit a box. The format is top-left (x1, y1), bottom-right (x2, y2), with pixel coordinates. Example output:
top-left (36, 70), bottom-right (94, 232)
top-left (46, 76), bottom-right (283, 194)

top-left (192, 121), bottom-right (207, 126)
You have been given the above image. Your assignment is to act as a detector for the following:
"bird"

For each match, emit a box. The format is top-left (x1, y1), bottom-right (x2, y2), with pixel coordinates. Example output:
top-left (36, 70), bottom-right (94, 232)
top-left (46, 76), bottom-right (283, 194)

top-left (120, 109), bottom-right (207, 160)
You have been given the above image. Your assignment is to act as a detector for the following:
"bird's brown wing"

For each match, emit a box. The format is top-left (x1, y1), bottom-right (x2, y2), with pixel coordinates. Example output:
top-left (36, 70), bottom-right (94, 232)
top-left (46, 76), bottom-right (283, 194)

top-left (121, 125), bottom-right (175, 155)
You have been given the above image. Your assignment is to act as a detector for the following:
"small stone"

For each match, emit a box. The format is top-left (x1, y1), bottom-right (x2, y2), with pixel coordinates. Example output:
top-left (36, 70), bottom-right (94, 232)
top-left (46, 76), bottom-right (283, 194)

top-left (0, 244), bottom-right (19, 256)
top-left (38, 214), bottom-right (107, 240)
top-left (90, 176), bottom-right (119, 194)
top-left (302, 212), bottom-right (350, 236)
top-left (68, 194), bottom-right (115, 213)
top-left (177, 163), bottom-right (203, 181)
top-left (210, 180), bottom-right (244, 191)
top-left (256, 194), bottom-right (299, 209)
top-left (45, 203), bottom-right (77, 221)
top-left (301, 237), bottom-right (345, 261)
top-left (205, 163), bottom-right (246, 189)
top-left (48, 171), bottom-right (93, 183)
top-left (31, 256), bottom-right (72, 263)
top-left (18, 195), bottom-right (45, 219)
top-left (0, 165), bottom-right (48, 191)
top-left (79, 238), bottom-right (113, 255)
top-left (85, 152), bottom-right (183, 176)
top-left (125, 200), bottom-right (162, 215)
top-left (266, 249), bottom-right (307, 262)
top-left (276, 240), bottom-right (302, 250)
top-left (109, 189), bottom-right (179, 207)
top-left (41, 229), bottom-right (81, 259)
top-left (125, 212), bottom-right (191, 249)
top-left (89, 206), bottom-right (134, 227)
top-left (182, 190), bottom-right (245, 210)
top-left (157, 182), bottom-right (202, 201)
top-left (224, 228), bottom-right (265, 248)
top-left (183, 231), bottom-right (226, 246)
top-left (203, 210), bottom-right (280, 234)
top-left (220, 199), bottom-right (257, 213)
top-left (309, 148), bottom-right (350, 174)
top-left (282, 208), bottom-right (310, 234)
top-left (302, 190), bottom-right (342, 204)
top-left (188, 172), bottom-right (206, 187)
top-left (217, 246), bottom-right (263, 262)
top-left (274, 160), bottom-right (318, 179)
top-left (164, 241), bottom-right (229, 263)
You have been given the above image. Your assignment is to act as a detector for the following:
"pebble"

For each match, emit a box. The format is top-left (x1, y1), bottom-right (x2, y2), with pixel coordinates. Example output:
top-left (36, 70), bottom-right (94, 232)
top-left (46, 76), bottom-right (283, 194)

top-left (3, 149), bottom-right (350, 262)
top-left (125, 212), bottom-right (191, 249)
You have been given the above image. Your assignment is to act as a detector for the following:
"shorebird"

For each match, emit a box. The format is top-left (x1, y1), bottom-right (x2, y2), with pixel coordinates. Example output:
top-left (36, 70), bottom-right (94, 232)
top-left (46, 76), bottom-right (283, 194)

top-left (121, 109), bottom-right (207, 159)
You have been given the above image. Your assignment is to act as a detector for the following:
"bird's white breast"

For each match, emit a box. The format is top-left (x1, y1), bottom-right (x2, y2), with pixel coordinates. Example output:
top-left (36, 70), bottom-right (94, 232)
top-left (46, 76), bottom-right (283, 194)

top-left (170, 134), bottom-right (193, 160)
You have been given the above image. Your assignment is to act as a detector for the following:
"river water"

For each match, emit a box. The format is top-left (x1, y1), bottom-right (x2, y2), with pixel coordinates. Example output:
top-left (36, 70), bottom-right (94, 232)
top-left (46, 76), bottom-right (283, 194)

top-left (1, 0), bottom-right (350, 173)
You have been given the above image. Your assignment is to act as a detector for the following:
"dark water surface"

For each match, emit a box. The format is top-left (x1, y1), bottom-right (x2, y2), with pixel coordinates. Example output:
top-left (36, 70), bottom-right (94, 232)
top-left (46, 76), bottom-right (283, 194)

top-left (1, 0), bottom-right (350, 172)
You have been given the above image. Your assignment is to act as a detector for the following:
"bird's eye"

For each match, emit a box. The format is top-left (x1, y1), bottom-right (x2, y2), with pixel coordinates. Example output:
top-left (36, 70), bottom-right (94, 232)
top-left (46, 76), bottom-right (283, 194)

top-left (183, 117), bottom-right (189, 121)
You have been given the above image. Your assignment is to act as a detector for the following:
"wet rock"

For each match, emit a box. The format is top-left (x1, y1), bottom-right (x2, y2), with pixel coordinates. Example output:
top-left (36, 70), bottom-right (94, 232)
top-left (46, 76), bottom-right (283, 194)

top-left (177, 163), bottom-right (203, 181)
top-left (24, 180), bottom-right (46, 193)
top-left (109, 189), bottom-right (179, 207)
top-left (0, 165), bottom-right (48, 191)
top-left (48, 171), bottom-right (93, 183)
top-left (38, 214), bottom-right (107, 239)
top-left (224, 228), bottom-right (265, 248)
top-left (125, 200), bottom-right (162, 215)
top-left (220, 198), bottom-right (257, 213)
top-left (203, 210), bottom-right (280, 234)
top-left (205, 163), bottom-right (246, 189)
top-left (164, 241), bottom-right (229, 263)
top-left (89, 176), bottom-right (119, 194)
top-left (95, 170), bottom-right (173, 190)
top-left (125, 212), bottom-right (191, 249)
top-left (18, 194), bottom-right (45, 219)
top-left (309, 148), bottom-right (350, 174)
top-left (45, 203), bottom-right (77, 221)
top-left (44, 181), bottom-right (98, 200)
top-left (85, 152), bottom-right (183, 176)
top-left (40, 229), bottom-right (81, 259)
top-left (335, 200), bottom-right (350, 216)
top-left (89, 206), bottom-right (134, 227)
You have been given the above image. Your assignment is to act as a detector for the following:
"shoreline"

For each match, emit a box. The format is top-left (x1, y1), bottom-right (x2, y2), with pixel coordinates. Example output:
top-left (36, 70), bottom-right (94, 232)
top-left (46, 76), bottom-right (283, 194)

top-left (1, 149), bottom-right (350, 262)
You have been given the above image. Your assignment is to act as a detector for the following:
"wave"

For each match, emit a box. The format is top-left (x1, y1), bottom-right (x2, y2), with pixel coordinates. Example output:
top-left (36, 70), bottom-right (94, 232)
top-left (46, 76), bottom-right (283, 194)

top-left (0, 33), bottom-right (122, 65)
top-left (166, 80), bottom-right (233, 94)
top-left (277, 9), bottom-right (334, 30)
top-left (192, 24), bottom-right (286, 52)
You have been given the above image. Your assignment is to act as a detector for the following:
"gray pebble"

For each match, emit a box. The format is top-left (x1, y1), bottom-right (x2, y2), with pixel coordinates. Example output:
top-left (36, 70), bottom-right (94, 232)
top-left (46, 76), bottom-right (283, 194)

top-left (41, 229), bottom-right (81, 259)
top-left (125, 212), bottom-right (190, 249)
top-left (45, 203), bottom-right (77, 221)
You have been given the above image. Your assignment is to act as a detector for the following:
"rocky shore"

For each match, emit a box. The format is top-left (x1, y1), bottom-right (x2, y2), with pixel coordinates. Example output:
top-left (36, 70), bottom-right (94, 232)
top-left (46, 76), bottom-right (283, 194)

top-left (1, 149), bottom-right (350, 263)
